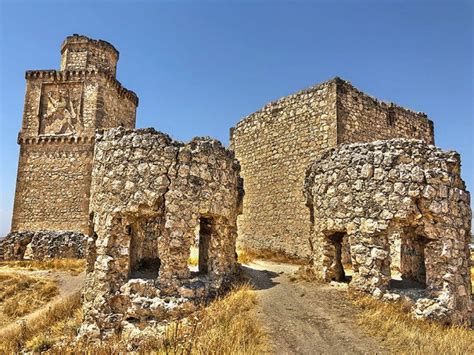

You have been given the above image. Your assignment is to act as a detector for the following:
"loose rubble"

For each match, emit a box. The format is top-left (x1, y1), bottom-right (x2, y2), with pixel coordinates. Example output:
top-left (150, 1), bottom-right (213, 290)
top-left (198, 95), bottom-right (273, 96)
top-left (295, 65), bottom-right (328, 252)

top-left (0, 231), bottom-right (86, 260)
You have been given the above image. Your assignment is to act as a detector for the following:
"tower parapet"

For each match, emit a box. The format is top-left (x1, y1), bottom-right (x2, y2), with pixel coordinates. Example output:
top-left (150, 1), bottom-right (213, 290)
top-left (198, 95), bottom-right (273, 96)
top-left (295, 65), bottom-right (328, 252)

top-left (60, 34), bottom-right (119, 77)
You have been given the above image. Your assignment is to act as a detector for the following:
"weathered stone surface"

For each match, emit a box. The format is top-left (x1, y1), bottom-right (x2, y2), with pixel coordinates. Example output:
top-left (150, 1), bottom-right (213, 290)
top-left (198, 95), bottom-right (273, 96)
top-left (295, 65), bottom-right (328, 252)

top-left (231, 77), bottom-right (434, 259)
top-left (79, 127), bottom-right (243, 340)
top-left (0, 231), bottom-right (86, 260)
top-left (304, 139), bottom-right (472, 325)
top-left (11, 34), bottom-right (138, 235)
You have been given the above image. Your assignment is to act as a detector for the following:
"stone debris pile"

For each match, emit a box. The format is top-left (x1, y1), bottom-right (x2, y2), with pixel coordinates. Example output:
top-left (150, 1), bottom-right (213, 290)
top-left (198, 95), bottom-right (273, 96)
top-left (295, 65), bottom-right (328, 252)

top-left (0, 231), bottom-right (86, 260)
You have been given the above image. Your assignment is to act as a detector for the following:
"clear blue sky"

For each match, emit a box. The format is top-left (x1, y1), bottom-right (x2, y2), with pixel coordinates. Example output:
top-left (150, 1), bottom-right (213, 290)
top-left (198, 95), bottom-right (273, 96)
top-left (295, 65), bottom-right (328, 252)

top-left (0, 0), bottom-right (472, 236)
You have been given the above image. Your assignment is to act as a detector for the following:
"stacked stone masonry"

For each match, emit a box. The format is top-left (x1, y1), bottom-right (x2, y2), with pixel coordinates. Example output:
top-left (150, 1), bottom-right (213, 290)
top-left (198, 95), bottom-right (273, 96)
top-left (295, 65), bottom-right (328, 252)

top-left (304, 139), bottom-right (472, 325)
top-left (11, 34), bottom-right (138, 235)
top-left (0, 231), bottom-right (86, 260)
top-left (80, 127), bottom-right (243, 340)
top-left (231, 77), bottom-right (435, 259)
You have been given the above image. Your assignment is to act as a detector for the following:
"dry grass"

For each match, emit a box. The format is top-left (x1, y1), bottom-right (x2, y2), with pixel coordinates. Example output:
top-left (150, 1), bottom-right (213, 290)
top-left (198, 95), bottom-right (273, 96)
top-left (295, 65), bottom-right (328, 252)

top-left (2, 282), bottom-right (268, 354)
top-left (187, 246), bottom-right (199, 267)
top-left (237, 248), bottom-right (306, 265)
top-left (0, 290), bottom-right (82, 353)
top-left (349, 291), bottom-right (474, 354)
top-left (289, 264), bottom-right (322, 282)
top-left (148, 283), bottom-right (269, 354)
top-left (0, 259), bottom-right (86, 275)
top-left (0, 273), bottom-right (59, 327)
top-left (471, 254), bottom-right (474, 291)
top-left (471, 266), bottom-right (474, 291)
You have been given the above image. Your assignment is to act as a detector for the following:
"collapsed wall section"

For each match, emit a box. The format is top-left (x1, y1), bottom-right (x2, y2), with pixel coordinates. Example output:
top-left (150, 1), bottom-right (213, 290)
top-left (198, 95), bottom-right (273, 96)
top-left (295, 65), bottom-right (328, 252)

top-left (304, 139), bottom-right (472, 325)
top-left (0, 231), bottom-right (86, 260)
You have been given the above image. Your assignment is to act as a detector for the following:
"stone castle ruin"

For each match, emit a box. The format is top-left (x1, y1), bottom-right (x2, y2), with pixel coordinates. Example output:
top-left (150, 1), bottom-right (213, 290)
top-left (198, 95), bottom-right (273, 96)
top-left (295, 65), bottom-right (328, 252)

top-left (1, 35), bottom-right (471, 327)
top-left (230, 78), bottom-right (434, 259)
top-left (1, 34), bottom-right (138, 260)
top-left (80, 128), bottom-right (242, 339)
top-left (304, 139), bottom-right (472, 325)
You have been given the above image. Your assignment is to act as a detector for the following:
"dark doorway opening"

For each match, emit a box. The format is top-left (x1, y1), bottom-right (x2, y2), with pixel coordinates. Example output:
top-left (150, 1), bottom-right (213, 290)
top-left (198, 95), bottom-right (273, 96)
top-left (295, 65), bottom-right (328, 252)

top-left (198, 217), bottom-right (213, 274)
top-left (329, 232), bottom-right (351, 282)
top-left (128, 217), bottom-right (162, 279)
top-left (399, 234), bottom-right (428, 288)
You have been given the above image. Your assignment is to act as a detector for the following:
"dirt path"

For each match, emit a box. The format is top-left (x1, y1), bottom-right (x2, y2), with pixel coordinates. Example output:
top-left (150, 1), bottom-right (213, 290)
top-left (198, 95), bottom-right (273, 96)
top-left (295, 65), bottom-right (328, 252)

top-left (243, 260), bottom-right (385, 354)
top-left (0, 268), bottom-right (85, 336)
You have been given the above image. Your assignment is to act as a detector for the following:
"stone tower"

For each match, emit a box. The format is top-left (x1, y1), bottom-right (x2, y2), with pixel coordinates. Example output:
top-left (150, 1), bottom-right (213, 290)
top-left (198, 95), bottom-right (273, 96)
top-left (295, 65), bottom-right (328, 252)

top-left (11, 34), bottom-right (138, 234)
top-left (231, 77), bottom-right (435, 259)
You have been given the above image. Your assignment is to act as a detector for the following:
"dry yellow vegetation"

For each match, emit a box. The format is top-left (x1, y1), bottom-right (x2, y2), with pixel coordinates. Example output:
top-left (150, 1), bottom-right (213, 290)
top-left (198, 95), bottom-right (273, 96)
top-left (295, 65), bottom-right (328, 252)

top-left (0, 290), bottom-right (82, 353)
top-left (349, 291), bottom-right (474, 354)
top-left (0, 259), bottom-right (86, 274)
top-left (1, 282), bottom-right (268, 354)
top-left (237, 248), bottom-right (305, 265)
top-left (0, 273), bottom-right (58, 328)
top-left (187, 246), bottom-right (199, 267)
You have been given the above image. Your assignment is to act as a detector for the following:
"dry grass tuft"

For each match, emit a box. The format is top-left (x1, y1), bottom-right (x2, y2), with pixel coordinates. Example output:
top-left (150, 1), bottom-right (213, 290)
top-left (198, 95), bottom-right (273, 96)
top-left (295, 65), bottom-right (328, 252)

top-left (0, 259), bottom-right (86, 275)
top-left (237, 248), bottom-right (257, 264)
top-left (289, 264), bottom-right (322, 282)
top-left (348, 291), bottom-right (474, 354)
top-left (149, 283), bottom-right (269, 354)
top-left (237, 248), bottom-right (306, 265)
top-left (187, 246), bottom-right (199, 267)
top-left (0, 273), bottom-right (59, 327)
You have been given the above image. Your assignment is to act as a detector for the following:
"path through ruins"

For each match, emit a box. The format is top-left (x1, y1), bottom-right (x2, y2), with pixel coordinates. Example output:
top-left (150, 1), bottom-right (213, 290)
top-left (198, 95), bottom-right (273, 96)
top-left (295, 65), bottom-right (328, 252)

top-left (243, 260), bottom-right (386, 354)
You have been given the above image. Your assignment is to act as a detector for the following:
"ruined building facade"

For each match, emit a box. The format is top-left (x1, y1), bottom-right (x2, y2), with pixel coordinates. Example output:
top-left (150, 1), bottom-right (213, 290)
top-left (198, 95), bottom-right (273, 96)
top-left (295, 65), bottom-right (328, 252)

top-left (231, 78), bottom-right (435, 258)
top-left (304, 139), bottom-right (472, 325)
top-left (12, 34), bottom-right (138, 234)
top-left (80, 128), bottom-right (242, 340)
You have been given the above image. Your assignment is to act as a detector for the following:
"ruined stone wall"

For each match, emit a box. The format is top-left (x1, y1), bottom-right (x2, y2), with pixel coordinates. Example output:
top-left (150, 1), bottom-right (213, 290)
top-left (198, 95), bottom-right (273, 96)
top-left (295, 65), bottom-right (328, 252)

top-left (0, 231), bottom-right (86, 260)
top-left (336, 79), bottom-right (434, 145)
top-left (304, 139), bottom-right (472, 325)
top-left (230, 80), bottom-right (338, 258)
top-left (81, 127), bottom-right (242, 339)
top-left (10, 35), bottom-right (138, 237)
top-left (231, 77), bottom-right (436, 259)
top-left (96, 75), bottom-right (137, 130)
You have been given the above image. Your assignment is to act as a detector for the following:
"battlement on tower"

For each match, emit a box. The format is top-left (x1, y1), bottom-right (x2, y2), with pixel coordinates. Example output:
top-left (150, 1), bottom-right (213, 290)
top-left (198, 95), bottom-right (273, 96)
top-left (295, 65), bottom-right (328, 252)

top-left (60, 34), bottom-right (119, 76)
